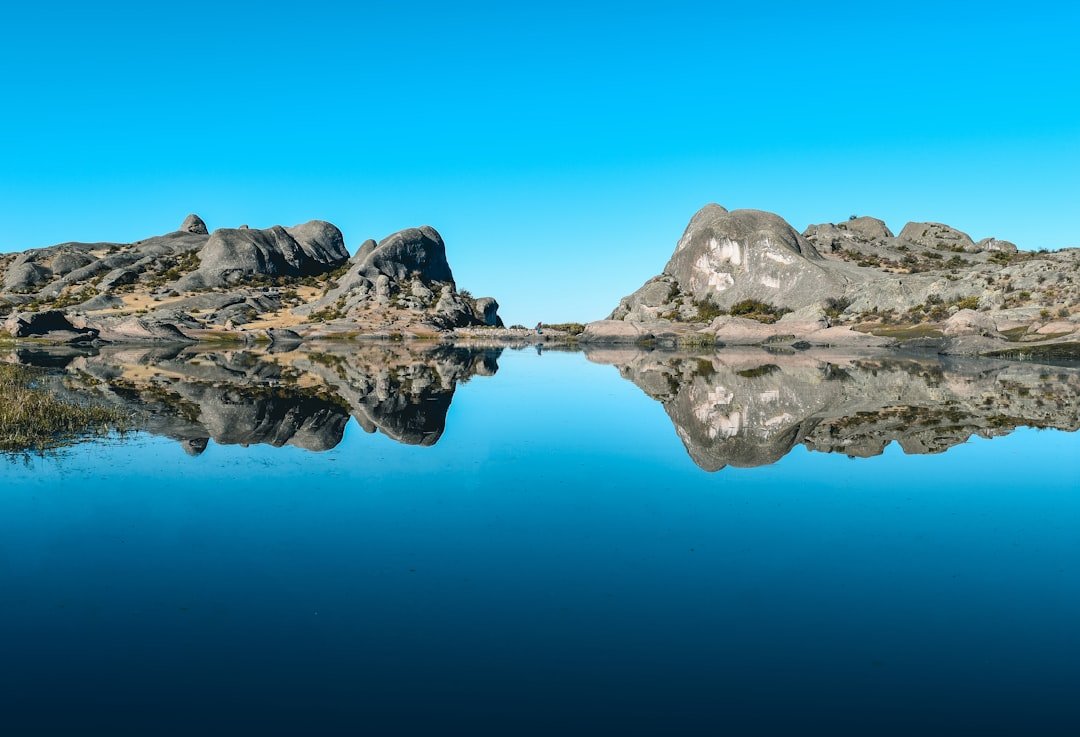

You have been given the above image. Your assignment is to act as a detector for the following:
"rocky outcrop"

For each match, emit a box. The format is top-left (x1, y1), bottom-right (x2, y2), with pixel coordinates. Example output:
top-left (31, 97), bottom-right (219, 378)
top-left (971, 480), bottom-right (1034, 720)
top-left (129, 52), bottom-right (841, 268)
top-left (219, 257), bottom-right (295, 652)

top-left (610, 205), bottom-right (864, 323)
top-left (0, 215), bottom-right (502, 343)
top-left (299, 225), bottom-right (501, 331)
top-left (596, 204), bottom-right (1080, 356)
top-left (179, 214), bottom-right (208, 235)
top-left (897, 222), bottom-right (977, 252)
top-left (4, 310), bottom-right (98, 343)
top-left (975, 237), bottom-right (1018, 254)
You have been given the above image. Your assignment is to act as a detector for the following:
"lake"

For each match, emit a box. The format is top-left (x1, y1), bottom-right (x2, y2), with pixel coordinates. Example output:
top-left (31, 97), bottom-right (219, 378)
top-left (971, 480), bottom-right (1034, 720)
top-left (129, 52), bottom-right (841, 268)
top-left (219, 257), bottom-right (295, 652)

top-left (1, 344), bottom-right (1078, 735)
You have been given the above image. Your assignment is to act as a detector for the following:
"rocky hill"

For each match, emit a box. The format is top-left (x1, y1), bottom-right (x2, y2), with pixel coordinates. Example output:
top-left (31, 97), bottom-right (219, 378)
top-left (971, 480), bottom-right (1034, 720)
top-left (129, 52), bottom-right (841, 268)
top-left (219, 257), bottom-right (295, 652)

top-left (0, 215), bottom-right (502, 344)
top-left (587, 205), bottom-right (1080, 357)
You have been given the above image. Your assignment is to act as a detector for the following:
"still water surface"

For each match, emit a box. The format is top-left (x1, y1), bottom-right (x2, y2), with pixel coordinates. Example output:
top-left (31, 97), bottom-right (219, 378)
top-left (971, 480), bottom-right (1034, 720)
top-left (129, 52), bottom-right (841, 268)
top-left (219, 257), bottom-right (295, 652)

top-left (1, 346), bottom-right (1078, 734)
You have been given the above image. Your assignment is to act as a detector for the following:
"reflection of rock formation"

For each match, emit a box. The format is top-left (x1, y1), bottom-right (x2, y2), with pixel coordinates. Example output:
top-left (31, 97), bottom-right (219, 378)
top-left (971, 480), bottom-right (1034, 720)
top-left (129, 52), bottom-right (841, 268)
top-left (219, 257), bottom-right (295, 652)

top-left (587, 348), bottom-right (1080, 471)
top-left (11, 344), bottom-right (500, 453)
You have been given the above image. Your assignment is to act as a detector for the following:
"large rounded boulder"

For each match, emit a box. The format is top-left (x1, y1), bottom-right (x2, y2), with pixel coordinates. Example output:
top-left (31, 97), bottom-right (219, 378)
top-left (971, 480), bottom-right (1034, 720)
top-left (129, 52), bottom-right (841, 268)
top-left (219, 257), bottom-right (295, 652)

top-left (357, 226), bottom-right (455, 284)
top-left (898, 221), bottom-right (976, 252)
top-left (179, 220), bottom-right (349, 288)
top-left (611, 205), bottom-right (857, 321)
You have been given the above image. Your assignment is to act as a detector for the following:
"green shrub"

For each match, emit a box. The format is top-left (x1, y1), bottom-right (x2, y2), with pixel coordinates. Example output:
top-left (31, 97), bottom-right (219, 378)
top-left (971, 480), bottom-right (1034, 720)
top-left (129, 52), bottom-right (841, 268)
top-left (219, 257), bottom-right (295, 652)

top-left (728, 299), bottom-right (791, 324)
top-left (693, 299), bottom-right (726, 322)
top-left (823, 297), bottom-right (852, 319)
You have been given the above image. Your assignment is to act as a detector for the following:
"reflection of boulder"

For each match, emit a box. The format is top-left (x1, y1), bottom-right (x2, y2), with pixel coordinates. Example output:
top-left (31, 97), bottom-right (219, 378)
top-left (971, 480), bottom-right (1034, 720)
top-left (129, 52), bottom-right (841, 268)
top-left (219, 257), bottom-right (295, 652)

top-left (295, 345), bottom-right (503, 446)
top-left (12, 343), bottom-right (501, 454)
top-left (587, 348), bottom-right (1080, 471)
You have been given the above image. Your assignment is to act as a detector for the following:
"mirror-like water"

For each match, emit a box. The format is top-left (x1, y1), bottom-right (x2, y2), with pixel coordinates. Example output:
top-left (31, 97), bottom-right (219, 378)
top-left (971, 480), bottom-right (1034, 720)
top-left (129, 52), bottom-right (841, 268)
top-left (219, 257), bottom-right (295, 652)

top-left (2, 345), bottom-right (1078, 735)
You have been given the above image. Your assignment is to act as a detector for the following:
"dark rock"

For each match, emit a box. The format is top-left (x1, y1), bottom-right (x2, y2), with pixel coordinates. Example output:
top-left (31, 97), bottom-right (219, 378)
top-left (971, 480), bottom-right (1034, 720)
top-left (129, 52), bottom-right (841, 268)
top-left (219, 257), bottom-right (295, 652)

top-left (4, 309), bottom-right (99, 341)
top-left (357, 226), bottom-right (455, 284)
top-left (473, 297), bottom-right (503, 327)
top-left (266, 328), bottom-right (302, 344)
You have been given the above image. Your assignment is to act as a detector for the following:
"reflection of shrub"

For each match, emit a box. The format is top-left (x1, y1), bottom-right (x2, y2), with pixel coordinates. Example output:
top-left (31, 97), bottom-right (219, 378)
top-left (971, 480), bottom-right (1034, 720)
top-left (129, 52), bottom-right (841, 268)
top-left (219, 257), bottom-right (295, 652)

top-left (736, 364), bottom-right (780, 378)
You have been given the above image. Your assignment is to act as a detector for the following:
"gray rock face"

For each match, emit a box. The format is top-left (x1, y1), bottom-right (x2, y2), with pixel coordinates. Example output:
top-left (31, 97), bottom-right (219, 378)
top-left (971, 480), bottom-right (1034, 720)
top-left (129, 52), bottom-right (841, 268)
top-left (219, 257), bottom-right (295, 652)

top-left (179, 221), bottom-right (348, 288)
top-left (180, 214), bottom-right (209, 235)
top-left (3, 262), bottom-right (52, 292)
top-left (609, 205), bottom-right (864, 322)
top-left (841, 216), bottom-right (893, 241)
top-left (898, 221), bottom-right (977, 252)
top-left (300, 225), bottom-right (500, 330)
top-left (662, 206), bottom-right (832, 302)
top-left (358, 226), bottom-right (455, 284)
top-left (802, 217), bottom-right (894, 254)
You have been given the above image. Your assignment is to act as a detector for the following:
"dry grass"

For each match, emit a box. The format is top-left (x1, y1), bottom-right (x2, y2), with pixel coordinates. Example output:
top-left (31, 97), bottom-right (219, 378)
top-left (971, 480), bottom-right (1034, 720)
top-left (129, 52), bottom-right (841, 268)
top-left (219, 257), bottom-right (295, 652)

top-left (0, 363), bottom-right (129, 453)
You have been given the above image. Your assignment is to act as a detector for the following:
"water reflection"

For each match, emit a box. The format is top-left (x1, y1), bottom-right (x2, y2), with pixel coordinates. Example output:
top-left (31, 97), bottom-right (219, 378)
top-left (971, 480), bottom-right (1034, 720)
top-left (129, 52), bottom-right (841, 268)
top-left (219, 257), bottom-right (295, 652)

top-left (7, 344), bottom-right (1079, 466)
top-left (9, 343), bottom-right (500, 453)
top-left (586, 348), bottom-right (1080, 471)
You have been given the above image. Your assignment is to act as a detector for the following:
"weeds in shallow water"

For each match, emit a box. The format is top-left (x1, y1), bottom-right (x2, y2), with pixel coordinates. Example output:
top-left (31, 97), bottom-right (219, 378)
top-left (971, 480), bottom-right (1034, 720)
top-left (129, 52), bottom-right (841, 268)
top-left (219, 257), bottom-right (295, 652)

top-left (0, 363), bottom-right (129, 454)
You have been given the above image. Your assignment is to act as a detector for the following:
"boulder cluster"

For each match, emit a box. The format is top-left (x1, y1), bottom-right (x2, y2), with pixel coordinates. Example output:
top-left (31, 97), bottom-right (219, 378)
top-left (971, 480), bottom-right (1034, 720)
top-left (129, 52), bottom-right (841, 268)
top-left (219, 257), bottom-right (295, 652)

top-left (0, 215), bottom-right (501, 343)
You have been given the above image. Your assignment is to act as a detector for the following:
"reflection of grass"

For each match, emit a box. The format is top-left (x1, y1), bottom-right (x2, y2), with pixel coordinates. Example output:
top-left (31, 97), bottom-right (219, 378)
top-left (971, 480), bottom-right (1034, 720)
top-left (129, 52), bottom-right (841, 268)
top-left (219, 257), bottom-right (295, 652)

top-left (0, 364), bottom-right (128, 453)
top-left (859, 324), bottom-right (944, 340)
top-left (999, 326), bottom-right (1028, 342)
top-left (736, 364), bottom-right (780, 378)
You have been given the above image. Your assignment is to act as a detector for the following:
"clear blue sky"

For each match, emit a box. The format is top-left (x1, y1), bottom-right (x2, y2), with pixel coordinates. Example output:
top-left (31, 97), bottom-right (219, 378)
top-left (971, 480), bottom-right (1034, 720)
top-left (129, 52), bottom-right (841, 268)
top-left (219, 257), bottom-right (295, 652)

top-left (2, 1), bottom-right (1077, 323)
